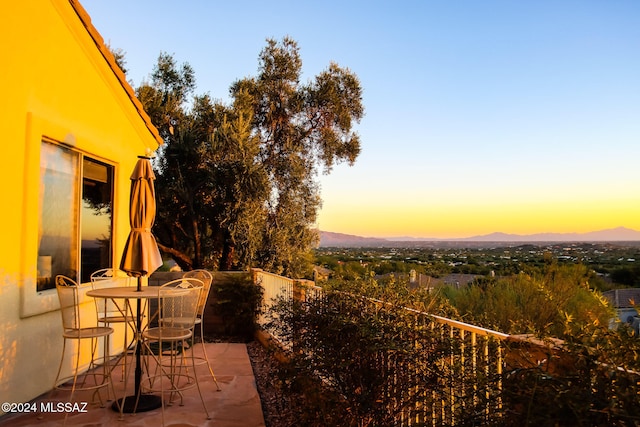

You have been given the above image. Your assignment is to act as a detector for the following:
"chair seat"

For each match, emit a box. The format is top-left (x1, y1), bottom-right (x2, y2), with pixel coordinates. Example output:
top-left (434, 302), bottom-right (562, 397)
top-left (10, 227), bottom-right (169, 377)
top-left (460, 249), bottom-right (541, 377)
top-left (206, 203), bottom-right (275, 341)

top-left (98, 315), bottom-right (128, 323)
top-left (99, 312), bottom-right (145, 323)
top-left (143, 326), bottom-right (192, 341)
top-left (161, 316), bottom-right (194, 328)
top-left (62, 326), bottom-right (113, 339)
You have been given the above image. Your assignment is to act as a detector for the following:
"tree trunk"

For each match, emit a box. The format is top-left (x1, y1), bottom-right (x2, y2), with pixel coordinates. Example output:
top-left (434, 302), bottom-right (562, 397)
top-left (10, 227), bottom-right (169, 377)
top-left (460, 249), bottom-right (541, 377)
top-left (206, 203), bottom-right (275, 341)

top-left (220, 230), bottom-right (235, 271)
top-left (157, 242), bottom-right (192, 271)
top-left (192, 217), bottom-right (202, 268)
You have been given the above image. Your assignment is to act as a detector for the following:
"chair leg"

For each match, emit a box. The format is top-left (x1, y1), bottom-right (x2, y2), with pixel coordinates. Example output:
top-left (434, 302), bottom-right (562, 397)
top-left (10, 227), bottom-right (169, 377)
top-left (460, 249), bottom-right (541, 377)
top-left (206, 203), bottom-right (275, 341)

top-left (38, 339), bottom-right (68, 421)
top-left (59, 337), bottom-right (83, 426)
top-left (136, 337), bottom-right (166, 426)
top-left (121, 319), bottom-right (132, 381)
top-left (70, 338), bottom-right (81, 396)
top-left (170, 341), bottom-right (187, 406)
top-left (121, 300), bottom-right (138, 381)
top-left (89, 336), bottom-right (109, 407)
top-left (53, 339), bottom-right (68, 391)
top-left (167, 337), bottom-right (210, 418)
top-left (139, 336), bottom-right (210, 423)
top-left (198, 323), bottom-right (220, 391)
top-left (96, 335), bottom-right (113, 407)
top-left (137, 337), bottom-right (179, 426)
top-left (190, 338), bottom-right (212, 420)
top-left (103, 331), bottom-right (114, 400)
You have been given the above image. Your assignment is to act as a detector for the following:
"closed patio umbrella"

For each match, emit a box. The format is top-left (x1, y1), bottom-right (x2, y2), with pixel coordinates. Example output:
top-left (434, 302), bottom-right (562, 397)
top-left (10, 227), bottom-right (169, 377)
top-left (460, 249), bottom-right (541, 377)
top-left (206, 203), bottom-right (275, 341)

top-left (117, 155), bottom-right (163, 412)
top-left (120, 156), bottom-right (162, 289)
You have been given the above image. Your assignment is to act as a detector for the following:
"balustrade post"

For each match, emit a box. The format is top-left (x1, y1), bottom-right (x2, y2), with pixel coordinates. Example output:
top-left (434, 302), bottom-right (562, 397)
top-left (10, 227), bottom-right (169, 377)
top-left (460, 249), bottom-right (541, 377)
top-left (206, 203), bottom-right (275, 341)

top-left (293, 280), bottom-right (305, 302)
top-left (504, 334), bottom-right (575, 374)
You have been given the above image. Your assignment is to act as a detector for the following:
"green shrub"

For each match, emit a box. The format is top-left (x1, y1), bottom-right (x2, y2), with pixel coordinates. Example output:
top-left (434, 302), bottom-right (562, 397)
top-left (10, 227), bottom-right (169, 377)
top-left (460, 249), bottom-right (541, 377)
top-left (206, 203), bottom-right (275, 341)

top-left (266, 291), bottom-right (499, 426)
top-left (443, 263), bottom-right (614, 336)
top-left (211, 275), bottom-right (264, 341)
top-left (503, 323), bottom-right (640, 426)
top-left (262, 267), bottom-right (638, 426)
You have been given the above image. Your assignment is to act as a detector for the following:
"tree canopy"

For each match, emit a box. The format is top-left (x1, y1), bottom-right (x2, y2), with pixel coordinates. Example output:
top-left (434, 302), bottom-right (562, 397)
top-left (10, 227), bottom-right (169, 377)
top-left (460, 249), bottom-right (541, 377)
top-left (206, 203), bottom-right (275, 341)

top-left (137, 38), bottom-right (363, 277)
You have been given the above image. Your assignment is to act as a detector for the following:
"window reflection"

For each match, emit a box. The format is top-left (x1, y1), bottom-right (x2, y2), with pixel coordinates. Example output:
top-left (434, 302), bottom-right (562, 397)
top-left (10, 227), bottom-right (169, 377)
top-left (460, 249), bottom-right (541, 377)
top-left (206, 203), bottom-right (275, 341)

top-left (38, 142), bottom-right (79, 291)
top-left (37, 141), bottom-right (113, 291)
top-left (81, 158), bottom-right (113, 283)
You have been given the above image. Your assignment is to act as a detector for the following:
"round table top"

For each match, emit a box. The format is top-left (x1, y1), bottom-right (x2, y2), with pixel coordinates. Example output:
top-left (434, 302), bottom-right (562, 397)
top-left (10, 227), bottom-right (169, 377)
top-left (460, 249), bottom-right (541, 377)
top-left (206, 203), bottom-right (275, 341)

top-left (87, 286), bottom-right (160, 299)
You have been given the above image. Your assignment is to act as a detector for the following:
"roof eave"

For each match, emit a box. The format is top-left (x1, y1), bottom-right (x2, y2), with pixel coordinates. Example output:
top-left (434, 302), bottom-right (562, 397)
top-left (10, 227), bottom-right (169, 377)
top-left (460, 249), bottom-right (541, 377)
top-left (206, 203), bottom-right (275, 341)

top-left (68, 0), bottom-right (164, 147)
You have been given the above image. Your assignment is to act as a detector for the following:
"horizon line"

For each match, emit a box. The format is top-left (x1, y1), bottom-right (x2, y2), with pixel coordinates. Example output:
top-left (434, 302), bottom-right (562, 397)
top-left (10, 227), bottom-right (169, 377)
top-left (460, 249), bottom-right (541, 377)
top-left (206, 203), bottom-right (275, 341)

top-left (320, 226), bottom-right (640, 242)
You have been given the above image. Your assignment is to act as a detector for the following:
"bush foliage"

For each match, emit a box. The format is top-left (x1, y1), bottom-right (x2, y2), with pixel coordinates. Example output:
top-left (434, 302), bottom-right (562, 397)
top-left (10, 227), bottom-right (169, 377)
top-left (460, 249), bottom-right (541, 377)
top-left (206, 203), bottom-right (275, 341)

top-left (262, 262), bottom-right (640, 426)
top-left (441, 263), bottom-right (614, 337)
top-left (266, 291), bottom-right (503, 426)
top-left (210, 275), bottom-right (264, 340)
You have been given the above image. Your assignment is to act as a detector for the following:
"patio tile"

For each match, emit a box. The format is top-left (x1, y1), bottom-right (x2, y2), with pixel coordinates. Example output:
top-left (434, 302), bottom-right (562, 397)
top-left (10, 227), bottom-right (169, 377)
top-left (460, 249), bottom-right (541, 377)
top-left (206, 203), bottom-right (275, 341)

top-left (0, 343), bottom-right (265, 427)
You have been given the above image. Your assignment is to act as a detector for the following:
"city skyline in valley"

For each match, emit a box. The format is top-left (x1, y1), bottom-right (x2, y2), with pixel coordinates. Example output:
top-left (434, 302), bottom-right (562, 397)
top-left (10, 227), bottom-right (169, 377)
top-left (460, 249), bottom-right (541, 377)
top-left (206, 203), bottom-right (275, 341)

top-left (81, 0), bottom-right (640, 239)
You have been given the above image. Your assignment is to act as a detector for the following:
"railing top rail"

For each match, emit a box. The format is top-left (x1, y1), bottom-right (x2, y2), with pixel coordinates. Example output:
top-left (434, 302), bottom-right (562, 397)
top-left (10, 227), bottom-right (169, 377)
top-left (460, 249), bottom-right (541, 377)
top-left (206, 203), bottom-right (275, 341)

top-left (343, 293), bottom-right (510, 340)
top-left (258, 276), bottom-right (509, 341)
top-left (253, 269), bottom-right (295, 283)
top-left (427, 312), bottom-right (510, 339)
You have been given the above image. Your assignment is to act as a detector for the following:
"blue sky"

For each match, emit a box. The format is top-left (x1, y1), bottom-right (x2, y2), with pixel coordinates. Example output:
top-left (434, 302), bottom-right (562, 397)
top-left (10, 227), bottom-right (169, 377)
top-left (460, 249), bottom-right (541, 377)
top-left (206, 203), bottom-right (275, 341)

top-left (81, 0), bottom-right (640, 238)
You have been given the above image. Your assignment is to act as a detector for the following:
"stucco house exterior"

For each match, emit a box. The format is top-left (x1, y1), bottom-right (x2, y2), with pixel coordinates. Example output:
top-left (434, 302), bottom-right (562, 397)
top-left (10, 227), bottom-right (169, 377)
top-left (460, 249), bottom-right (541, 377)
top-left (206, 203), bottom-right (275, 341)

top-left (0, 0), bottom-right (162, 412)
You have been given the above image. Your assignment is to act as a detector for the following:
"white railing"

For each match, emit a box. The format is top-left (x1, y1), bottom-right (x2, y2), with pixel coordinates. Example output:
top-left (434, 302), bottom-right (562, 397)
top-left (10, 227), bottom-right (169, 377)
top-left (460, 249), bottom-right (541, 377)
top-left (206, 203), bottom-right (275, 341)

top-left (254, 269), bottom-right (293, 323)
top-left (255, 274), bottom-right (509, 425)
top-left (353, 297), bottom-right (508, 426)
top-left (419, 311), bottom-right (508, 426)
top-left (254, 269), bottom-right (320, 321)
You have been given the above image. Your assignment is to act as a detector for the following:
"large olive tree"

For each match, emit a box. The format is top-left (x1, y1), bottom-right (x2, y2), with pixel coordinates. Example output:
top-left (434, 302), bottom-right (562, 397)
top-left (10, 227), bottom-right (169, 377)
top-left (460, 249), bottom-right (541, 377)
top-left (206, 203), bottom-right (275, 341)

top-left (231, 37), bottom-right (363, 276)
top-left (138, 38), bottom-right (363, 277)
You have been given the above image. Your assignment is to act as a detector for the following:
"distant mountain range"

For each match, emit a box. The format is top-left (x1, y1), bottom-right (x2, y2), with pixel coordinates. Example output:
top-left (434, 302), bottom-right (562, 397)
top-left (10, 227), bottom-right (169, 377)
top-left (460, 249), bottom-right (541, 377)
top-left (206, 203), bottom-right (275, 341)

top-left (319, 227), bottom-right (640, 248)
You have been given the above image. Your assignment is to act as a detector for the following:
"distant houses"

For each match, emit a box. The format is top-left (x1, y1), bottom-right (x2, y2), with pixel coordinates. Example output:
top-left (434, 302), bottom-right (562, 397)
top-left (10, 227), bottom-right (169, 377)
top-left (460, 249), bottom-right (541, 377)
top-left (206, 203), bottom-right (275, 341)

top-left (408, 272), bottom-right (481, 290)
top-left (603, 288), bottom-right (640, 332)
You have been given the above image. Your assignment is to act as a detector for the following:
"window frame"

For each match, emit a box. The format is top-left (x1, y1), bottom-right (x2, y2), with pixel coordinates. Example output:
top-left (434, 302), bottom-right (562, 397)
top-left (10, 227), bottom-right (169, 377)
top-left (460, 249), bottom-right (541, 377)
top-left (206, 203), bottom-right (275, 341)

top-left (37, 139), bottom-right (81, 291)
top-left (80, 155), bottom-right (114, 284)
top-left (21, 113), bottom-right (116, 318)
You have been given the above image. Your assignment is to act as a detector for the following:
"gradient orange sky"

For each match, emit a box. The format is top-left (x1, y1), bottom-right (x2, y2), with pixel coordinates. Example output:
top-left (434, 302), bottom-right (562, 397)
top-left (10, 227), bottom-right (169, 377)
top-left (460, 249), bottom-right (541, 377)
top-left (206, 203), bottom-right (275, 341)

top-left (317, 190), bottom-right (640, 238)
top-left (82, 0), bottom-right (640, 239)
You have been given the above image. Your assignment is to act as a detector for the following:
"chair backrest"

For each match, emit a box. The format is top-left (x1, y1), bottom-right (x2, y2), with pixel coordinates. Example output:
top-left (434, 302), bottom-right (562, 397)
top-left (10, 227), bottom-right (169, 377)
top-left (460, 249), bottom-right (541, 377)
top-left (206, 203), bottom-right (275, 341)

top-left (91, 268), bottom-right (116, 314)
top-left (90, 268), bottom-right (135, 316)
top-left (158, 278), bottom-right (204, 329)
top-left (182, 270), bottom-right (213, 317)
top-left (91, 268), bottom-right (134, 285)
top-left (56, 275), bottom-right (81, 331)
top-left (90, 268), bottom-right (114, 281)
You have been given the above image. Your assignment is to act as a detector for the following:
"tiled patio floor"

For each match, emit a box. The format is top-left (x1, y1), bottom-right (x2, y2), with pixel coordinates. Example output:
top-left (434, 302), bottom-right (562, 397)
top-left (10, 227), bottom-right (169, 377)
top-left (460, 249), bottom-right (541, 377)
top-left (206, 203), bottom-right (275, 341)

top-left (0, 343), bottom-right (265, 427)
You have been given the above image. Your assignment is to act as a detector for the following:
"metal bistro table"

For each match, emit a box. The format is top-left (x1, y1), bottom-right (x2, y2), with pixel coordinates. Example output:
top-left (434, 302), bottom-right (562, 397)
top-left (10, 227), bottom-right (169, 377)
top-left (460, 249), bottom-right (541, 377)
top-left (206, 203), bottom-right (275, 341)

top-left (86, 285), bottom-right (162, 413)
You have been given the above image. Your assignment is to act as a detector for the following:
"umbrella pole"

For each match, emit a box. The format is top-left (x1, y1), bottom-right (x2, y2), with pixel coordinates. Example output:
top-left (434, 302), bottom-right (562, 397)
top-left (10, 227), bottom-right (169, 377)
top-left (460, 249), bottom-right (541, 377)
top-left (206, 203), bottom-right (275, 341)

top-left (113, 275), bottom-right (161, 413)
top-left (135, 277), bottom-right (142, 394)
top-left (132, 275), bottom-right (161, 410)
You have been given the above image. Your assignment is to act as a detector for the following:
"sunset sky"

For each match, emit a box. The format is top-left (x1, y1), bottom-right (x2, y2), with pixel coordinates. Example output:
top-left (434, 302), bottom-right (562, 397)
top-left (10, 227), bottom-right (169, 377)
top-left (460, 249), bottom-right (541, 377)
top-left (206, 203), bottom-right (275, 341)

top-left (82, 0), bottom-right (640, 239)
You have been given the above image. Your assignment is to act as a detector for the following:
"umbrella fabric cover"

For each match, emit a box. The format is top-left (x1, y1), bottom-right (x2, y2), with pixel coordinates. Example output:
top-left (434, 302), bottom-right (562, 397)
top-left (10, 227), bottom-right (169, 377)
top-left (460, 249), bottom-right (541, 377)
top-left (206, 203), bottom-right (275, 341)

top-left (120, 157), bottom-right (163, 278)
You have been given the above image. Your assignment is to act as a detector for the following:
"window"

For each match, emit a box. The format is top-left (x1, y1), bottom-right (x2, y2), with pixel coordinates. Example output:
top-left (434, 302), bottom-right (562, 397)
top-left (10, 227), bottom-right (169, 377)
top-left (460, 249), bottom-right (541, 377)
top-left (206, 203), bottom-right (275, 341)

top-left (37, 140), bottom-right (113, 291)
top-left (80, 157), bottom-right (114, 283)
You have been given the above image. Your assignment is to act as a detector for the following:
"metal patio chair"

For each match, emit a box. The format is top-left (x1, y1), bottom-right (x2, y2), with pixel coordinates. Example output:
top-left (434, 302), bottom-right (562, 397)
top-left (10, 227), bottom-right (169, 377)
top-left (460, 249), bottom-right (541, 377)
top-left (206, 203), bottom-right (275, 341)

top-left (182, 269), bottom-right (220, 390)
top-left (90, 268), bottom-right (135, 383)
top-left (42, 275), bottom-right (114, 423)
top-left (138, 277), bottom-right (210, 425)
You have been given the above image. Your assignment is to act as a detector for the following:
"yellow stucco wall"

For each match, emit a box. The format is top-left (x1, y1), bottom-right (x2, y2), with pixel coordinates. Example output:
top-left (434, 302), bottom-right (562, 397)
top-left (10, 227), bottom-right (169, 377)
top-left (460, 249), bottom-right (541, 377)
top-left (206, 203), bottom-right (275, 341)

top-left (0, 0), bottom-right (160, 409)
